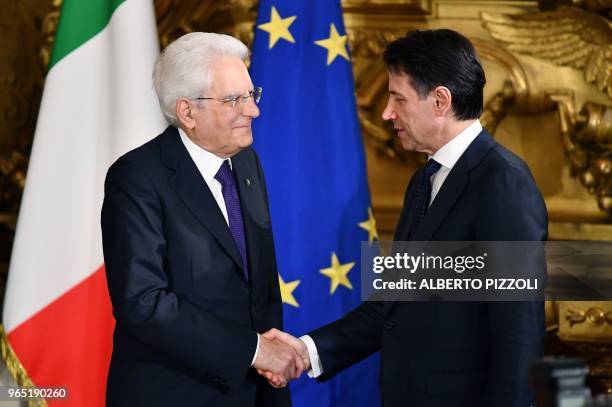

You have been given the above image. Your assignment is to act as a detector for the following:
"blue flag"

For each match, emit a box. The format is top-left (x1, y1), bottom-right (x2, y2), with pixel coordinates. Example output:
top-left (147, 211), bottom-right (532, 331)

top-left (250, 1), bottom-right (380, 406)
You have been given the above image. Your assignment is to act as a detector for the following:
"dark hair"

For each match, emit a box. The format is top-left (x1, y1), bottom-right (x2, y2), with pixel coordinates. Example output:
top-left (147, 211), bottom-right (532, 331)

top-left (383, 29), bottom-right (486, 120)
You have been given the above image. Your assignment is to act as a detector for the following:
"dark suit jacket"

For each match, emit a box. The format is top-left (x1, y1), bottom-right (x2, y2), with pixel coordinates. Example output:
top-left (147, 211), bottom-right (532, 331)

top-left (308, 130), bottom-right (547, 407)
top-left (101, 126), bottom-right (291, 407)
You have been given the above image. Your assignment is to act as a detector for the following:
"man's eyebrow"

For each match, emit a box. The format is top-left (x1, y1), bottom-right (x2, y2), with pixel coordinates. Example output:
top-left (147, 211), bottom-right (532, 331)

top-left (220, 91), bottom-right (243, 99)
top-left (389, 90), bottom-right (404, 97)
top-left (222, 88), bottom-right (254, 99)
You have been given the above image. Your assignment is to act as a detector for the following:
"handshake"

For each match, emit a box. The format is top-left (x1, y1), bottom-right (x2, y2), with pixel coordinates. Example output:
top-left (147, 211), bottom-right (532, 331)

top-left (253, 329), bottom-right (311, 388)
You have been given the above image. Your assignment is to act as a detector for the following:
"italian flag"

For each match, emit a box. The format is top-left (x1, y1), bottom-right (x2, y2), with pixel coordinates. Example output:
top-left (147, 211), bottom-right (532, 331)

top-left (2, 0), bottom-right (165, 405)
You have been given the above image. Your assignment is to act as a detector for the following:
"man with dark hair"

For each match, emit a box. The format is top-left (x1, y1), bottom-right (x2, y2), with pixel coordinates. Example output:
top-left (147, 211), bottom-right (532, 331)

top-left (383, 28), bottom-right (486, 120)
top-left (259, 29), bottom-right (547, 407)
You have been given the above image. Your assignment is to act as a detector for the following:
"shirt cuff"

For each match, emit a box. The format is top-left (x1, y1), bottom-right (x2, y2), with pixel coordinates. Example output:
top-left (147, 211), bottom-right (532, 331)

top-left (299, 334), bottom-right (323, 378)
top-left (250, 333), bottom-right (260, 367)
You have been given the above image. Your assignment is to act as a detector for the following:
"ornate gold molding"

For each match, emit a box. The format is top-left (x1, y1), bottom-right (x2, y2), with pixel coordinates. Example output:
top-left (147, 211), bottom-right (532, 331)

top-left (566, 305), bottom-right (612, 326)
top-left (39, 0), bottom-right (62, 69)
top-left (155, 0), bottom-right (257, 49)
top-left (342, 0), bottom-right (431, 15)
top-left (558, 301), bottom-right (612, 342)
top-left (482, 7), bottom-right (612, 215)
top-left (547, 90), bottom-right (612, 213)
top-left (0, 151), bottom-right (27, 227)
top-left (482, 6), bottom-right (612, 98)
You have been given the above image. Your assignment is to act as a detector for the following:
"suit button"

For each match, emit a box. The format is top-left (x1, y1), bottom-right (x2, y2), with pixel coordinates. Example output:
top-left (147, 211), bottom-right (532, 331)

top-left (250, 306), bottom-right (257, 315)
top-left (384, 321), bottom-right (395, 330)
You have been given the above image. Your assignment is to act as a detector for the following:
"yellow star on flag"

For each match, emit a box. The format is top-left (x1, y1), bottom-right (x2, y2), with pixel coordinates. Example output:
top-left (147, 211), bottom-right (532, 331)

top-left (257, 6), bottom-right (297, 49)
top-left (359, 207), bottom-right (379, 245)
top-left (320, 252), bottom-right (354, 294)
top-left (278, 274), bottom-right (300, 307)
top-left (314, 23), bottom-right (350, 65)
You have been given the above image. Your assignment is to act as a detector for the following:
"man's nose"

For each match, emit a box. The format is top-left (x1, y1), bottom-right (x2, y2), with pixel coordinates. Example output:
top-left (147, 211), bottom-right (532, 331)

top-left (382, 103), bottom-right (395, 121)
top-left (242, 97), bottom-right (260, 118)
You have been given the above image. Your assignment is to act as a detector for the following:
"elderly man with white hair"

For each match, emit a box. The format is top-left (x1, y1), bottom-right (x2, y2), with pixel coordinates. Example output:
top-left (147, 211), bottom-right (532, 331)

top-left (101, 32), bottom-right (300, 406)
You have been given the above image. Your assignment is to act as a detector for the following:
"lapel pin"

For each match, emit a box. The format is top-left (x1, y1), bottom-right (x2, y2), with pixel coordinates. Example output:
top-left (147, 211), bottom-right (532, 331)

top-left (245, 178), bottom-right (251, 187)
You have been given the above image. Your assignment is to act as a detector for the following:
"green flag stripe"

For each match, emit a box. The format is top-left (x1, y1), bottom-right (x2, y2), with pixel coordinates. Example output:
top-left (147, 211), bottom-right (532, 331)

top-left (49, 0), bottom-right (126, 69)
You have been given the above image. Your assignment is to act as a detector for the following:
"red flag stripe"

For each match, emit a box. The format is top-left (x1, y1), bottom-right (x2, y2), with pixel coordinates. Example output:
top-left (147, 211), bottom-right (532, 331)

top-left (7, 266), bottom-right (114, 406)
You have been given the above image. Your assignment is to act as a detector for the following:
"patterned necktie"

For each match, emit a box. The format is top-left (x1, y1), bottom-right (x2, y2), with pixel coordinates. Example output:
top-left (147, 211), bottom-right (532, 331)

top-left (408, 159), bottom-right (442, 239)
top-left (215, 160), bottom-right (249, 280)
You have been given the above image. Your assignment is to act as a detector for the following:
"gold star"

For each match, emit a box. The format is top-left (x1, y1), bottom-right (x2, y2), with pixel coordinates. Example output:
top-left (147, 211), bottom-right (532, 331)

top-left (320, 252), bottom-right (354, 294)
top-left (314, 23), bottom-right (350, 65)
top-left (278, 274), bottom-right (300, 307)
top-left (359, 207), bottom-right (379, 245)
top-left (257, 6), bottom-right (297, 49)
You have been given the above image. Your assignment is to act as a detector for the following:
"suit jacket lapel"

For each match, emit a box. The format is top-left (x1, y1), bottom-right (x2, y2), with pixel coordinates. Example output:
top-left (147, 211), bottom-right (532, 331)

top-left (412, 168), bottom-right (468, 241)
top-left (160, 126), bottom-right (245, 273)
top-left (413, 130), bottom-right (496, 242)
top-left (394, 173), bottom-right (420, 241)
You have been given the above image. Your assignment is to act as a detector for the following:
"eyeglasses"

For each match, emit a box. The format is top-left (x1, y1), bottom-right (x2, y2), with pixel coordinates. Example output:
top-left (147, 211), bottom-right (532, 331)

top-left (193, 87), bottom-right (263, 109)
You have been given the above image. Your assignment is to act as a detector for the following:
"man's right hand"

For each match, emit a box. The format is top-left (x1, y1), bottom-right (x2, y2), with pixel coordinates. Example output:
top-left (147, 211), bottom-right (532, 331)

top-left (256, 329), bottom-right (311, 388)
top-left (253, 333), bottom-right (306, 387)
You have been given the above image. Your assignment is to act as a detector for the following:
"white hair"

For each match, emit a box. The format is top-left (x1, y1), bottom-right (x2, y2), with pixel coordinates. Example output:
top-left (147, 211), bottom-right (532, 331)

top-left (153, 32), bottom-right (249, 125)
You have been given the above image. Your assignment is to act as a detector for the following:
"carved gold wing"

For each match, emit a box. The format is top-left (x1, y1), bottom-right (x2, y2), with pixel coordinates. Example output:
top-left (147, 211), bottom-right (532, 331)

top-left (482, 7), bottom-right (612, 98)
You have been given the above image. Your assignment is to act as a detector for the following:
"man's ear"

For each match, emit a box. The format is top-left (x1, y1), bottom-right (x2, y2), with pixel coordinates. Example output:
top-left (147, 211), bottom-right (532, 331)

top-left (176, 98), bottom-right (196, 130)
top-left (432, 86), bottom-right (452, 117)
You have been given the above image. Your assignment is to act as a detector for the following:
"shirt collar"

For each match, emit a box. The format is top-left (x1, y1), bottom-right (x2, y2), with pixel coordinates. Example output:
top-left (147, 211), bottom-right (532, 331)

top-left (430, 119), bottom-right (482, 170)
top-left (178, 127), bottom-right (232, 183)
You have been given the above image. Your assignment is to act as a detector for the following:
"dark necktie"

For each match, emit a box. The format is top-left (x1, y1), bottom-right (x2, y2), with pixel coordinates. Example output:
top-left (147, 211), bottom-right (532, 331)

top-left (215, 160), bottom-right (249, 280)
top-left (408, 159), bottom-right (442, 239)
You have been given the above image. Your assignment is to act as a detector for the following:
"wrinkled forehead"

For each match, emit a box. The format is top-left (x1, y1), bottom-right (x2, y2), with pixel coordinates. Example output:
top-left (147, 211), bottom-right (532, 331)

top-left (209, 56), bottom-right (254, 95)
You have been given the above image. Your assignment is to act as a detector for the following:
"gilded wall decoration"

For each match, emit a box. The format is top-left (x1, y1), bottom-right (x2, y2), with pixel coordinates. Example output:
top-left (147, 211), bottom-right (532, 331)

top-left (483, 7), bottom-right (611, 98)
top-left (482, 7), bottom-right (612, 215)
top-left (155, 0), bottom-right (257, 49)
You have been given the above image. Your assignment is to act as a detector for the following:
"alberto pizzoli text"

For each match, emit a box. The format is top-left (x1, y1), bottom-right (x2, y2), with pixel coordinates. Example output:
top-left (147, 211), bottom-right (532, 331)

top-left (370, 253), bottom-right (539, 292)
top-left (372, 278), bottom-right (538, 291)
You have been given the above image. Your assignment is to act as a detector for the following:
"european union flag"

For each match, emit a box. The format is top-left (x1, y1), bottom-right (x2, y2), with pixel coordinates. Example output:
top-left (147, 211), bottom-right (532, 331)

top-left (250, 1), bottom-right (380, 406)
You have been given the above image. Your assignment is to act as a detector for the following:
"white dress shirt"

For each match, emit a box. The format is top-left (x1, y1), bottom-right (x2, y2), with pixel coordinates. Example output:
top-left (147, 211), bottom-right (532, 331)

top-left (300, 119), bottom-right (483, 378)
top-left (178, 128), bottom-right (261, 366)
top-left (179, 128), bottom-right (231, 224)
top-left (429, 120), bottom-right (482, 205)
